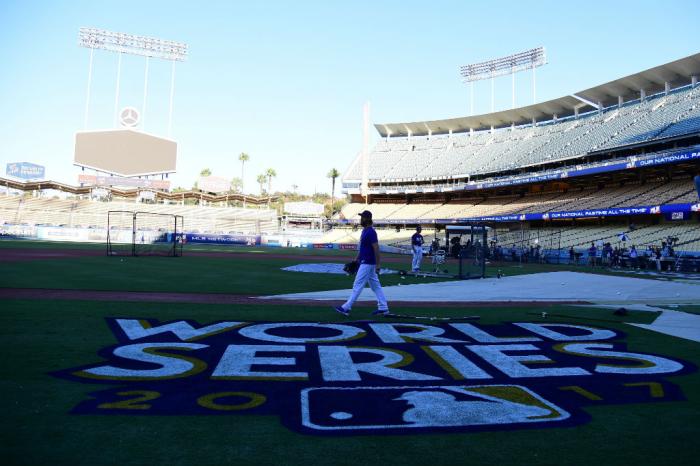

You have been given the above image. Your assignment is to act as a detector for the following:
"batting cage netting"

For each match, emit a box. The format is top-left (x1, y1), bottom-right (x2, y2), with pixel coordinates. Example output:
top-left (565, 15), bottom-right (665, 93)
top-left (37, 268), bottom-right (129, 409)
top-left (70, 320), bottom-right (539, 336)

top-left (446, 225), bottom-right (488, 279)
top-left (107, 211), bottom-right (184, 257)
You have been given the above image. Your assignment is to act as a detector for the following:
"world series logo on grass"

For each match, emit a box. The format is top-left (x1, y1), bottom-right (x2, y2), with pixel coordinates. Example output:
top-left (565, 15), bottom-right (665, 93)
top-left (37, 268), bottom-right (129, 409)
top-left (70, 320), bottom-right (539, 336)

top-left (54, 318), bottom-right (694, 435)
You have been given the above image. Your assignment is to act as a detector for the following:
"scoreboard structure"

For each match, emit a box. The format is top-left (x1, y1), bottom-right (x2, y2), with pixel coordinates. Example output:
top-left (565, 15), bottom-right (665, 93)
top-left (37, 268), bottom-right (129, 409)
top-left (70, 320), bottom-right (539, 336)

top-left (74, 130), bottom-right (176, 177)
top-left (74, 28), bottom-right (187, 188)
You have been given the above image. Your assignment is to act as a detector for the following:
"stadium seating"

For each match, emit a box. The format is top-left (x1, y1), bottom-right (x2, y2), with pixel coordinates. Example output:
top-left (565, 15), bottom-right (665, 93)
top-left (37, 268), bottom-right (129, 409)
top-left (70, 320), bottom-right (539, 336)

top-left (491, 223), bottom-right (700, 252)
top-left (0, 194), bottom-right (277, 235)
top-left (319, 227), bottom-right (437, 249)
top-left (345, 85), bottom-right (700, 183)
top-left (339, 178), bottom-right (695, 221)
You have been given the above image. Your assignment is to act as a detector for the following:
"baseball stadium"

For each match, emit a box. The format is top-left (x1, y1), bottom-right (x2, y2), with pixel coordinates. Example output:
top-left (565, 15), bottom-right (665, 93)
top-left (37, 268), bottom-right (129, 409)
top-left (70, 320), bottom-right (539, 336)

top-left (2, 5), bottom-right (700, 466)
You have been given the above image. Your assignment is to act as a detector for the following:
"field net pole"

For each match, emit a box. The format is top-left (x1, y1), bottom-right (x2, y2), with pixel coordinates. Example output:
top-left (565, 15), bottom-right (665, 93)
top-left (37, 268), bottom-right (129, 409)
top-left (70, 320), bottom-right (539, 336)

top-left (178, 216), bottom-right (184, 257)
top-left (518, 223), bottom-right (525, 267)
top-left (173, 215), bottom-right (177, 257)
top-left (557, 229), bottom-right (562, 264)
top-left (106, 210), bottom-right (111, 255)
top-left (480, 226), bottom-right (487, 278)
top-left (132, 212), bottom-right (136, 256)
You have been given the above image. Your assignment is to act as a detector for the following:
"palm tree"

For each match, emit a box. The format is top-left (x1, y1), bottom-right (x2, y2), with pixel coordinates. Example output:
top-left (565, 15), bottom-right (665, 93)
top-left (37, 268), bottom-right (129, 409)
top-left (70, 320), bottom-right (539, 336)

top-left (238, 153), bottom-right (249, 192)
top-left (265, 168), bottom-right (277, 195)
top-left (256, 174), bottom-right (267, 195)
top-left (200, 168), bottom-right (212, 177)
top-left (291, 184), bottom-right (298, 194)
top-left (327, 168), bottom-right (340, 216)
top-left (230, 177), bottom-right (243, 193)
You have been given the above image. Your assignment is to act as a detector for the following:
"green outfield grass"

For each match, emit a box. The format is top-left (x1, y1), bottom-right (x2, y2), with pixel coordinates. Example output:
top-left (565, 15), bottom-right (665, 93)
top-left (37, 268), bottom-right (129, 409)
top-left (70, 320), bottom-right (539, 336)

top-left (1, 299), bottom-right (697, 466)
top-left (0, 241), bottom-right (622, 295)
top-left (1, 240), bottom-right (699, 466)
top-left (659, 305), bottom-right (700, 314)
top-left (0, 255), bottom-right (453, 295)
top-left (0, 239), bottom-right (357, 255)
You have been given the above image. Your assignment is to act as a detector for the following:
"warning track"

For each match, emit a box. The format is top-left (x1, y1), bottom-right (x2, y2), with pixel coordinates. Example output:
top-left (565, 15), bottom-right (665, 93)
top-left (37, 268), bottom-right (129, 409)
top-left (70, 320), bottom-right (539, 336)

top-left (0, 247), bottom-right (408, 263)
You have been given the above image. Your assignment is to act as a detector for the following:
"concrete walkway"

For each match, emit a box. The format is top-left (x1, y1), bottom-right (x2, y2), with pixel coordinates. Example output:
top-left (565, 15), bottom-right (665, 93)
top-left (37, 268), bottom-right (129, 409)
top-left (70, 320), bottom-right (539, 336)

top-left (264, 271), bottom-right (700, 343)
top-left (265, 271), bottom-right (700, 305)
top-left (572, 303), bottom-right (700, 343)
top-left (630, 309), bottom-right (700, 343)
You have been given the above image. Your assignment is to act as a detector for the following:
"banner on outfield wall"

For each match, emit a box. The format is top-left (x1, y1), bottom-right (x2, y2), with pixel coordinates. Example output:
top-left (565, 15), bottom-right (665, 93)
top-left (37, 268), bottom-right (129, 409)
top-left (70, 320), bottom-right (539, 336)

top-left (35, 227), bottom-right (166, 243)
top-left (185, 233), bottom-right (261, 246)
top-left (6, 162), bottom-right (45, 180)
top-left (457, 203), bottom-right (698, 223)
top-left (262, 236), bottom-right (283, 248)
top-left (466, 149), bottom-right (700, 191)
top-left (78, 174), bottom-right (170, 190)
top-left (0, 224), bottom-right (37, 238)
top-left (363, 148), bottom-right (700, 195)
top-left (334, 202), bottom-right (699, 225)
top-left (197, 176), bottom-right (231, 194)
top-left (311, 243), bottom-right (335, 249)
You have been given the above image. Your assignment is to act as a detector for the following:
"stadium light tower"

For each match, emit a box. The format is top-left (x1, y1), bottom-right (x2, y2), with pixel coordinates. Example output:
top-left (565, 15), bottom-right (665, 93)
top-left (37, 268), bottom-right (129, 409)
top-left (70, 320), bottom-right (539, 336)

top-left (79, 27), bottom-right (188, 136)
top-left (460, 47), bottom-right (546, 115)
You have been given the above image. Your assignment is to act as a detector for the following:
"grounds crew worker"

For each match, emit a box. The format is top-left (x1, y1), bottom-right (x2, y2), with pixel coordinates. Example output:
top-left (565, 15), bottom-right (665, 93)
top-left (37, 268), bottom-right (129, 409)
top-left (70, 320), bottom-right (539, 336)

top-left (411, 226), bottom-right (424, 272)
top-left (334, 210), bottom-right (389, 316)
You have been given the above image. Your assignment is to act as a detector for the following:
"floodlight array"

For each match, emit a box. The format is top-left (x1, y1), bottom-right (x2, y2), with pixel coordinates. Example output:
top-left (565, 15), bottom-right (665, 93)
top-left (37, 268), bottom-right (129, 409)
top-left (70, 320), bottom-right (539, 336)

top-left (79, 27), bottom-right (187, 62)
top-left (460, 47), bottom-right (546, 82)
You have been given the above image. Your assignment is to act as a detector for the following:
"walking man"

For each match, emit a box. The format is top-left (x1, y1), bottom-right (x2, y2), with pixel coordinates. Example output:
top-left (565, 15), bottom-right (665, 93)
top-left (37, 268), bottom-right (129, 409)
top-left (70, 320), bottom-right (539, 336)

top-left (334, 210), bottom-right (389, 317)
top-left (411, 226), bottom-right (424, 272)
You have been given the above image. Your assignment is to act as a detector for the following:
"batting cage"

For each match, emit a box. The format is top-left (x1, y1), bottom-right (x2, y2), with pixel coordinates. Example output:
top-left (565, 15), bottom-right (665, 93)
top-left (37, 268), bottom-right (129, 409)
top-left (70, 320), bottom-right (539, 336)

top-left (445, 224), bottom-right (488, 279)
top-left (107, 211), bottom-right (184, 257)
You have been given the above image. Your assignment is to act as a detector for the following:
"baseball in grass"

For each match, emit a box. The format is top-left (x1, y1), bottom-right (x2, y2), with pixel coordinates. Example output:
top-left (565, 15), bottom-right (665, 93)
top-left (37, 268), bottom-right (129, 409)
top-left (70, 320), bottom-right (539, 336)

top-left (541, 312), bottom-right (547, 318)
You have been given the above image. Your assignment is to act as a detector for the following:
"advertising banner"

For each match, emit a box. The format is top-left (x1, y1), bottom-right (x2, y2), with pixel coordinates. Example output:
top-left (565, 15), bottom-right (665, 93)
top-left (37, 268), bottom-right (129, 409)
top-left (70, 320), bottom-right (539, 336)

top-left (198, 176), bottom-right (231, 194)
top-left (185, 233), bottom-right (261, 246)
top-left (333, 202), bottom-right (698, 226)
top-left (6, 162), bottom-right (45, 180)
top-left (78, 174), bottom-right (170, 190)
top-left (284, 202), bottom-right (324, 215)
top-left (367, 148), bottom-right (700, 196)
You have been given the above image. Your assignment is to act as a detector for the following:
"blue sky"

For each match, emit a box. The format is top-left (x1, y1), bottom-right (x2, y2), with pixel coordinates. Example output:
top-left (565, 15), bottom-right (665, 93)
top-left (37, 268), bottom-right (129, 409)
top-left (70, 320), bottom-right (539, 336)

top-left (1, 0), bottom-right (699, 195)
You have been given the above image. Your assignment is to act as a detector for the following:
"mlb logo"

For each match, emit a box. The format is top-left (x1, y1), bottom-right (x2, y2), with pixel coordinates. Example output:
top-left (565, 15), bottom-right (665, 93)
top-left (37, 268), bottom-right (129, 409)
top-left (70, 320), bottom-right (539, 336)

top-left (299, 385), bottom-right (569, 433)
top-left (650, 206), bottom-right (661, 214)
top-left (692, 203), bottom-right (700, 212)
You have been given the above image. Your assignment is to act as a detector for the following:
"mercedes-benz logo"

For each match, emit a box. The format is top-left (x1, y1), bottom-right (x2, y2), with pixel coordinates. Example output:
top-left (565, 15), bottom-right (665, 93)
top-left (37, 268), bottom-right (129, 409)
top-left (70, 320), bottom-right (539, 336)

top-left (120, 107), bottom-right (140, 127)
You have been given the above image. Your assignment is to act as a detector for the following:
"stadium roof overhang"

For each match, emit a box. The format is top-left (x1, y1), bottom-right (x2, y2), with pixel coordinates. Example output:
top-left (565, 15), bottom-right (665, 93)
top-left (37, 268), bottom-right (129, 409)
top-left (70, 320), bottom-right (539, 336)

top-left (375, 53), bottom-right (700, 138)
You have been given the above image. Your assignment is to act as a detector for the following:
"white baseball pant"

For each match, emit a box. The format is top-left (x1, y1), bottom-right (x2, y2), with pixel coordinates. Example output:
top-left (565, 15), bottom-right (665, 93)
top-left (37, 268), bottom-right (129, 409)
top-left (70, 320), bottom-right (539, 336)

top-left (342, 263), bottom-right (388, 311)
top-left (412, 245), bottom-right (423, 271)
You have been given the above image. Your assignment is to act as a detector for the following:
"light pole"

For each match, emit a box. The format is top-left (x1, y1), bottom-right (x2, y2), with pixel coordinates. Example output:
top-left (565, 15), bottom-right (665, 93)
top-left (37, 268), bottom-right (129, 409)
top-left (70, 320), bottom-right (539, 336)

top-left (78, 27), bottom-right (188, 133)
top-left (460, 47), bottom-right (547, 116)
